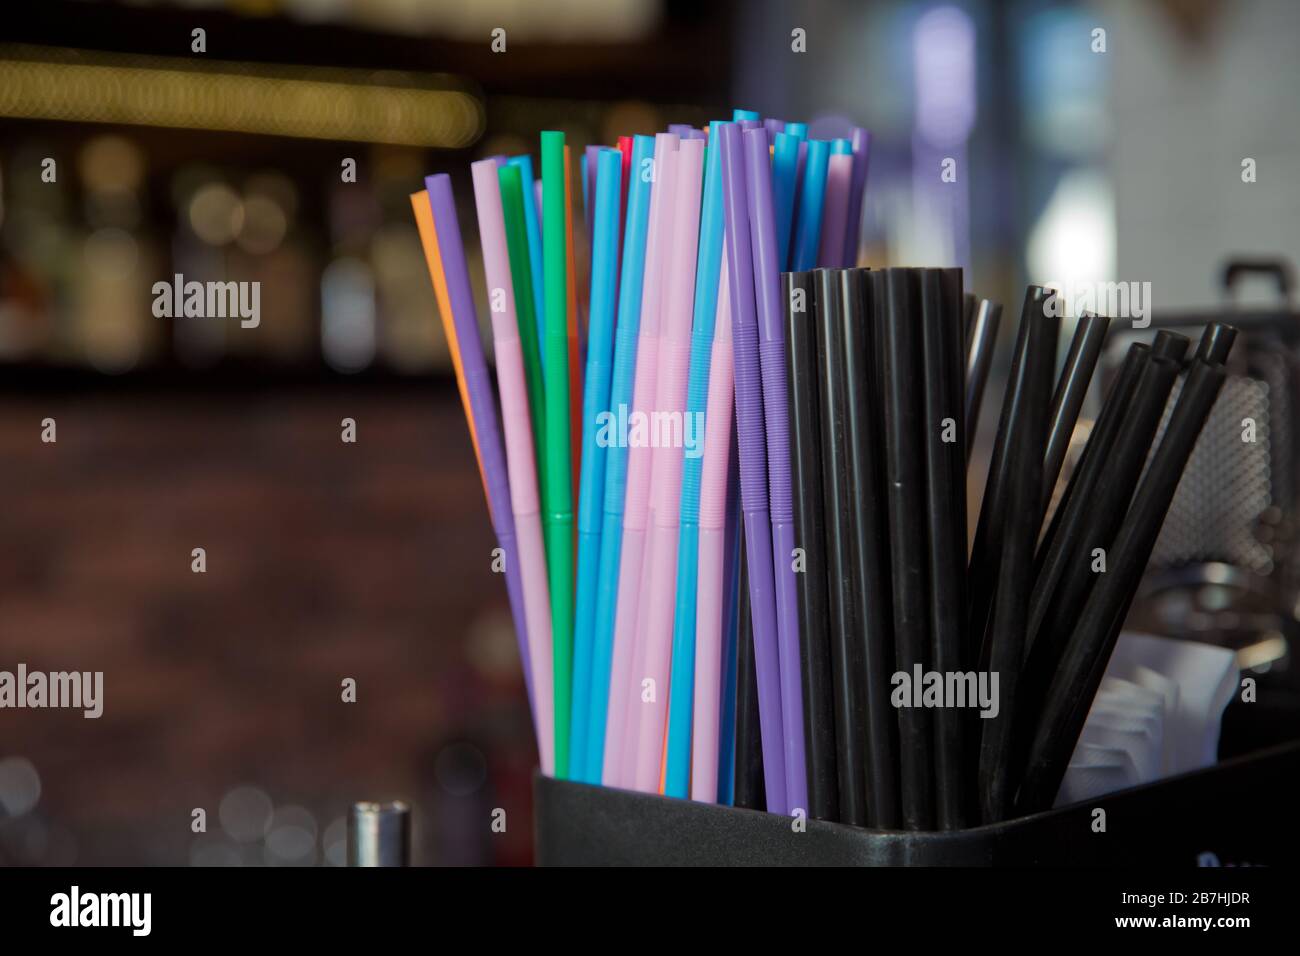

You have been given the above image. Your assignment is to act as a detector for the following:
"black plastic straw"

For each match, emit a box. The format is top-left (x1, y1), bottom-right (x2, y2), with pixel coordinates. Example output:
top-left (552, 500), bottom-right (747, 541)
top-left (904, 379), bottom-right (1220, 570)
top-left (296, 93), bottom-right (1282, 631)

top-left (963, 291), bottom-right (978, 349)
top-left (1151, 329), bottom-right (1191, 362)
top-left (733, 546), bottom-right (765, 810)
top-left (941, 269), bottom-right (967, 474)
top-left (1036, 341), bottom-right (1148, 575)
top-left (1027, 353), bottom-right (1178, 666)
top-left (1196, 322), bottom-right (1238, 365)
top-left (785, 270), bottom-right (838, 822)
top-left (815, 268), bottom-right (868, 825)
top-left (967, 287), bottom-right (1046, 668)
top-left (1016, 351), bottom-right (1181, 789)
top-left (1041, 312), bottom-right (1111, 517)
top-left (1017, 360), bottom-right (1228, 813)
top-left (919, 269), bottom-right (968, 829)
top-left (964, 298), bottom-right (1003, 455)
top-left (843, 269), bottom-right (901, 829)
top-left (977, 288), bottom-right (1056, 823)
top-left (881, 268), bottom-right (935, 830)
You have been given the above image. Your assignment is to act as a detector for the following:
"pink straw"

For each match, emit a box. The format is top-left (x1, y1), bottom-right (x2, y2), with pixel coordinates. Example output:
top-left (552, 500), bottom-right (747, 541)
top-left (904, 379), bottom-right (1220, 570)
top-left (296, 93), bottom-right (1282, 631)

top-left (629, 137), bottom-right (706, 793)
top-left (469, 160), bottom-right (555, 774)
top-left (819, 153), bottom-right (854, 267)
top-left (602, 133), bottom-right (680, 787)
top-left (691, 250), bottom-right (734, 802)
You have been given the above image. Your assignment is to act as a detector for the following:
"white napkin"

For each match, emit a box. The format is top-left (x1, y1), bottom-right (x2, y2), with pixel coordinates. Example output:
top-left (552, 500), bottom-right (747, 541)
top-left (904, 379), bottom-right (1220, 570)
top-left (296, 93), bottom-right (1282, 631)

top-left (1054, 632), bottom-right (1237, 807)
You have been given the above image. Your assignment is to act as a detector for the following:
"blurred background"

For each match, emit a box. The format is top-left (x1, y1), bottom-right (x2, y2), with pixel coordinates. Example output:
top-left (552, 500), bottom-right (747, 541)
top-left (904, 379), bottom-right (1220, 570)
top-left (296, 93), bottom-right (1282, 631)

top-left (1, 0), bottom-right (1297, 865)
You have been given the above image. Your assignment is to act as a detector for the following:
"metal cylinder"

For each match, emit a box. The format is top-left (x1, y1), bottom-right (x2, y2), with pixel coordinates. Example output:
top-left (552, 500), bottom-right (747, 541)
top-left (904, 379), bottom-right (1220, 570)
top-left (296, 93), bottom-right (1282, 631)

top-left (347, 801), bottom-right (410, 866)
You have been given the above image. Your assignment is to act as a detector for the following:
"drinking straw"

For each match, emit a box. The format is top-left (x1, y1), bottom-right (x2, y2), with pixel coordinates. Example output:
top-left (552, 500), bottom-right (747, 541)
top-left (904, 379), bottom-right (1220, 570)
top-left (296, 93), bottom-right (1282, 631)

top-left (1029, 342), bottom-right (1149, 650)
top-left (772, 131), bottom-right (802, 273)
top-left (1017, 360), bottom-right (1227, 813)
top-left (790, 139), bottom-right (830, 272)
top-left (1034, 349), bottom-right (1178, 648)
top-left (424, 175), bottom-right (535, 735)
top-left (538, 131), bottom-right (575, 778)
top-left (617, 135), bottom-right (633, 282)
top-left (963, 292), bottom-right (977, 347)
top-left (409, 192), bottom-right (485, 498)
top-left (881, 268), bottom-right (935, 830)
top-left (581, 151), bottom-right (589, 232)
top-left (964, 298), bottom-right (1002, 454)
top-left (842, 127), bottom-right (871, 267)
top-left (851, 270), bottom-right (903, 829)
top-left (668, 123), bottom-right (694, 137)
top-left (604, 134), bottom-right (680, 787)
top-left (583, 144), bottom-right (601, 241)
top-left (816, 268), bottom-right (867, 825)
top-left (733, 546), bottom-right (766, 810)
top-left (939, 268), bottom-right (967, 542)
top-left (785, 270), bottom-right (838, 822)
top-left (920, 269), bottom-right (969, 829)
top-left (763, 118), bottom-right (786, 137)
top-left (665, 124), bottom-right (730, 797)
top-left (1152, 329), bottom-right (1190, 362)
top-left (535, 178), bottom-right (544, 226)
top-left (1019, 352), bottom-right (1179, 755)
top-left (629, 137), bottom-right (705, 794)
top-left (585, 135), bottom-right (656, 785)
top-left (717, 441), bottom-right (742, 805)
top-left (744, 126), bottom-right (807, 813)
top-left (498, 166), bottom-right (547, 496)
top-left (508, 155), bottom-right (547, 365)
top-left (719, 121), bottom-right (787, 813)
top-left (793, 140), bottom-right (808, 229)
top-left (1196, 321), bottom-right (1237, 364)
top-left (733, 108), bottom-right (761, 122)
top-left (817, 152), bottom-right (853, 269)
top-left (1040, 312), bottom-right (1110, 517)
top-left (976, 286), bottom-right (1056, 824)
top-left (687, 255), bottom-right (734, 803)
top-left (967, 287), bottom-right (1045, 667)
top-left (469, 160), bottom-right (555, 773)
top-left (565, 147), bottom-right (584, 497)
top-left (570, 149), bottom-right (623, 782)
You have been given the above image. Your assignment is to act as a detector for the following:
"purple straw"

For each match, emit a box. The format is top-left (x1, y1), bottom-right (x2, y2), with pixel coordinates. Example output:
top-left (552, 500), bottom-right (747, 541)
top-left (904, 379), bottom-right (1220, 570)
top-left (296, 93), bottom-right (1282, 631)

top-left (843, 128), bottom-right (872, 267)
top-left (718, 123), bottom-right (788, 815)
top-left (584, 144), bottom-right (601, 242)
top-left (763, 118), bottom-right (786, 137)
top-left (742, 127), bottom-right (808, 814)
top-left (425, 174), bottom-right (535, 713)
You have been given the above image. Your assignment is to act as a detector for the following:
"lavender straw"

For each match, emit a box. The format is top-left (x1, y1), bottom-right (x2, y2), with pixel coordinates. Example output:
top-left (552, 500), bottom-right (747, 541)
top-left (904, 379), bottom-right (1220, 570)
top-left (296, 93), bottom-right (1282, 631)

top-left (425, 175), bottom-right (534, 711)
top-left (744, 127), bottom-right (808, 814)
top-left (583, 144), bottom-right (601, 243)
top-left (842, 128), bottom-right (871, 267)
top-left (719, 122), bottom-right (787, 814)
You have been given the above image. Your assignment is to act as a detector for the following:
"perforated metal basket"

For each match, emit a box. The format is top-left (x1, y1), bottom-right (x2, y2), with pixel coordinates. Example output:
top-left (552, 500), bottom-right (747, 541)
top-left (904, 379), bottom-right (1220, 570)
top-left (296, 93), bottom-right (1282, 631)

top-left (1092, 260), bottom-right (1300, 674)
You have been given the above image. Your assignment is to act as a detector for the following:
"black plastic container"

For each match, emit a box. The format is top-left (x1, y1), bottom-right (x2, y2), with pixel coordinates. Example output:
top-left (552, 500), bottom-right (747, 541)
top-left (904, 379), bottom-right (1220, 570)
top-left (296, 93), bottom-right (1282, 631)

top-left (534, 741), bottom-right (1298, 866)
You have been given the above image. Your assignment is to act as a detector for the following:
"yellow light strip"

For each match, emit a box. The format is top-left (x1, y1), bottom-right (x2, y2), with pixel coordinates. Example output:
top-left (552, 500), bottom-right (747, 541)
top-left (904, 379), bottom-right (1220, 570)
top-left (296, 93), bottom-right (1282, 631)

top-left (0, 45), bottom-right (484, 148)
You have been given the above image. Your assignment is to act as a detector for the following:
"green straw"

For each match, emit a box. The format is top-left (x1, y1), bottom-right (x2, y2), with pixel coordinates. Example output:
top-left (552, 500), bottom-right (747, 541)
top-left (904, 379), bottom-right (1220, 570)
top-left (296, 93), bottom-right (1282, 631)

top-left (541, 130), bottom-right (574, 778)
top-left (498, 163), bottom-right (547, 501)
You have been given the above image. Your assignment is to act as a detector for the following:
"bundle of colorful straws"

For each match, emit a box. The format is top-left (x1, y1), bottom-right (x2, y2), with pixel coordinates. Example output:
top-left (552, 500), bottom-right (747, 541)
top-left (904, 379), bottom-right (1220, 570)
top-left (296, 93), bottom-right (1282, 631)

top-left (411, 112), bottom-right (868, 809)
top-left (410, 111), bottom-right (1231, 827)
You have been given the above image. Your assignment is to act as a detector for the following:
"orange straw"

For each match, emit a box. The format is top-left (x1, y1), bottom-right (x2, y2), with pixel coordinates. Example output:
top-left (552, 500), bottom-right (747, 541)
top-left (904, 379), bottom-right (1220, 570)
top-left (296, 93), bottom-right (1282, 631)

top-left (410, 190), bottom-right (487, 503)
